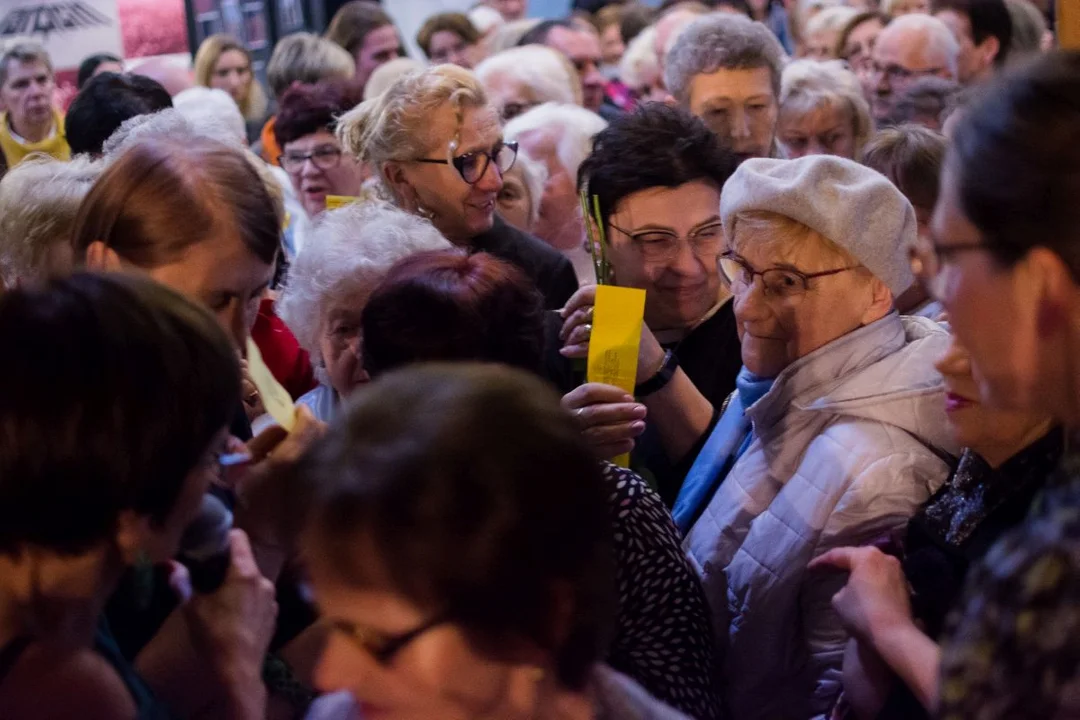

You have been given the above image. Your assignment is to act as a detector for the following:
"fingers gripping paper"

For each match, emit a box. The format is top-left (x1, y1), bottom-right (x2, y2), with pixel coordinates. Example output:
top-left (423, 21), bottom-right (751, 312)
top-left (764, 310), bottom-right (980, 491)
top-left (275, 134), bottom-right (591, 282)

top-left (587, 285), bottom-right (646, 467)
top-left (245, 337), bottom-right (296, 431)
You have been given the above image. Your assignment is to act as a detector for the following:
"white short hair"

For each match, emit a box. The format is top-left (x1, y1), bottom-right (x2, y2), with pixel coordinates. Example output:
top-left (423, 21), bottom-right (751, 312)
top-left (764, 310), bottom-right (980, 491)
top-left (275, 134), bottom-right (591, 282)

top-left (879, 13), bottom-right (961, 78)
top-left (103, 107), bottom-right (244, 160)
top-left (488, 18), bottom-right (542, 55)
top-left (503, 102), bottom-right (607, 182)
top-left (804, 5), bottom-right (860, 40)
top-left (513, 149), bottom-right (548, 227)
top-left (474, 45), bottom-right (580, 108)
top-left (364, 57), bottom-right (425, 100)
top-left (780, 59), bottom-right (873, 155)
top-left (0, 155), bottom-right (102, 289)
top-left (277, 201), bottom-right (453, 364)
top-left (620, 26), bottom-right (660, 91)
top-left (172, 86), bottom-right (246, 144)
top-left (469, 5), bottom-right (505, 35)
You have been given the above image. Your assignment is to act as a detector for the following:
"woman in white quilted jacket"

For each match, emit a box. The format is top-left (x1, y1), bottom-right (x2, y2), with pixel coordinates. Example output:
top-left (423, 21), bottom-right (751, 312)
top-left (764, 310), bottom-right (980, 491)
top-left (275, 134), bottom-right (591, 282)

top-left (674, 154), bottom-right (958, 720)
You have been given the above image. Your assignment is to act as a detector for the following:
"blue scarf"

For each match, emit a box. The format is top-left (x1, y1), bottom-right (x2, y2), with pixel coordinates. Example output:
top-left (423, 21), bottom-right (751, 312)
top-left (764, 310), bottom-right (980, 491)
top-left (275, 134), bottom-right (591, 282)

top-left (672, 368), bottom-right (775, 534)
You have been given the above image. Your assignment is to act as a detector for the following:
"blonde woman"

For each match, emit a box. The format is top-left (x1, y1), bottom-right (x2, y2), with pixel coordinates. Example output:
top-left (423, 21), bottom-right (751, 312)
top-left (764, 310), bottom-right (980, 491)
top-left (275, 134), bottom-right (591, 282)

top-left (336, 64), bottom-right (578, 309)
top-left (193, 34), bottom-right (269, 132)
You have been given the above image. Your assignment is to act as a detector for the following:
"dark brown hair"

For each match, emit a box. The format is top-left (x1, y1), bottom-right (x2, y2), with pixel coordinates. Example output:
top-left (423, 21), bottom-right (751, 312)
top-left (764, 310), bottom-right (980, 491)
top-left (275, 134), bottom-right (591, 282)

top-left (416, 12), bottom-right (481, 58)
top-left (274, 81), bottom-right (365, 149)
top-left (361, 250), bottom-right (545, 378)
top-left (71, 138), bottom-right (280, 268)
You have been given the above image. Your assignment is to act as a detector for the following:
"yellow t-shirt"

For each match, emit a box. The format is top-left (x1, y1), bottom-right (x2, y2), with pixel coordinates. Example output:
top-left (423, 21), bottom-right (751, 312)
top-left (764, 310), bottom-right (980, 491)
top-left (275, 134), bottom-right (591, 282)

top-left (0, 109), bottom-right (71, 167)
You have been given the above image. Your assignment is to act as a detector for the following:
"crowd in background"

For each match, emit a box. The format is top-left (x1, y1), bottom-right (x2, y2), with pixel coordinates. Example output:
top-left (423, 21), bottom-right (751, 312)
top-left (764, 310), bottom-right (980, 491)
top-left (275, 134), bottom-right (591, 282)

top-left (0, 0), bottom-right (1076, 719)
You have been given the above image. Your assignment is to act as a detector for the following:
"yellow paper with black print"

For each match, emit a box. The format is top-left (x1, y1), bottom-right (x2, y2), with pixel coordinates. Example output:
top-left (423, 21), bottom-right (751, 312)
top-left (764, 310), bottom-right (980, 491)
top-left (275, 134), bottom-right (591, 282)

top-left (587, 285), bottom-right (646, 467)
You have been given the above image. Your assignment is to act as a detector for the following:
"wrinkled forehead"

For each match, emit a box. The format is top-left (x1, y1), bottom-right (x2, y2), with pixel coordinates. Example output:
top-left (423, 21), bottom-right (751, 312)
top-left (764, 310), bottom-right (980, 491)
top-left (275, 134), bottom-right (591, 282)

top-left (424, 100), bottom-right (502, 154)
top-left (730, 212), bottom-right (847, 269)
top-left (874, 27), bottom-right (948, 69)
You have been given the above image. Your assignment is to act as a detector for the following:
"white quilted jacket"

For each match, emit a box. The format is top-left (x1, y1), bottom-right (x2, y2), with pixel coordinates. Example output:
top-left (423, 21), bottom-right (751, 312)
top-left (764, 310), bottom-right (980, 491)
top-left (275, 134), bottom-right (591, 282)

top-left (683, 313), bottom-right (957, 720)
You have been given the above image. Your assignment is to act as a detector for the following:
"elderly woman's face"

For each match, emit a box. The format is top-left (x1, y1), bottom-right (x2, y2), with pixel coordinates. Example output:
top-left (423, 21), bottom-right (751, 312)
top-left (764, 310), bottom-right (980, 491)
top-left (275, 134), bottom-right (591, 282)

top-left (933, 330), bottom-right (1050, 464)
top-left (389, 104), bottom-right (505, 245)
top-left (689, 67), bottom-right (779, 163)
top-left (514, 127), bottom-right (583, 252)
top-left (777, 100), bottom-right (857, 160)
top-left (283, 129), bottom-right (369, 219)
top-left (482, 73), bottom-right (538, 123)
top-left (308, 558), bottom-right (537, 720)
top-left (318, 292), bottom-right (370, 399)
top-left (496, 163), bottom-right (533, 232)
top-left (728, 223), bottom-right (878, 377)
top-left (607, 180), bottom-right (724, 332)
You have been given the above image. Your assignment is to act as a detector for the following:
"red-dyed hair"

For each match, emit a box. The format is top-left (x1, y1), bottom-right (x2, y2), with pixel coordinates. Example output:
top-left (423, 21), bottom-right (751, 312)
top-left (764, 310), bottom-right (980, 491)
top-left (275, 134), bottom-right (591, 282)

top-left (361, 250), bottom-right (546, 377)
top-left (273, 80), bottom-right (365, 149)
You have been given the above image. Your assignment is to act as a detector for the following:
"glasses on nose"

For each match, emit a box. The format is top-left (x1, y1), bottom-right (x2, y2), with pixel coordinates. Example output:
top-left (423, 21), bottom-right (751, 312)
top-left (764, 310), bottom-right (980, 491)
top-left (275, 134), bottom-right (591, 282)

top-left (870, 62), bottom-right (945, 84)
top-left (719, 251), bottom-right (858, 298)
top-left (280, 146), bottom-right (344, 174)
top-left (331, 613), bottom-right (449, 666)
top-left (609, 221), bottom-right (724, 263)
top-left (908, 236), bottom-right (987, 300)
top-left (415, 141), bottom-right (518, 185)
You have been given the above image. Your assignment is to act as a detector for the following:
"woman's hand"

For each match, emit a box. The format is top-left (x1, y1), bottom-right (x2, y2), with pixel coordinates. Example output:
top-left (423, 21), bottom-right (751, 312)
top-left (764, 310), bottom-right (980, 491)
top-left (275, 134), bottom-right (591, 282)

top-left (809, 546), bottom-right (915, 645)
top-left (558, 285), bottom-right (666, 384)
top-left (562, 383), bottom-right (647, 460)
top-left (183, 529), bottom-right (276, 719)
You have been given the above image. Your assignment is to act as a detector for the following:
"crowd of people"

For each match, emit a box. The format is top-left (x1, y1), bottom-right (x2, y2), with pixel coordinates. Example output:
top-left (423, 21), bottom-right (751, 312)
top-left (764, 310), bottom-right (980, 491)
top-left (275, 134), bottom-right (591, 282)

top-left (0, 0), bottom-right (1075, 718)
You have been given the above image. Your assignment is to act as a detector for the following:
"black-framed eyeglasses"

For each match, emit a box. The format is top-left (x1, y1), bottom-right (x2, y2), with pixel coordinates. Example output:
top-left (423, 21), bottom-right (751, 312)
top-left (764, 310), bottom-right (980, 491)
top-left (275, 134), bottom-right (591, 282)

top-left (415, 141), bottom-right (518, 185)
top-left (610, 221), bottom-right (725, 263)
top-left (331, 613), bottom-right (449, 666)
top-left (719, 251), bottom-right (858, 298)
top-left (908, 237), bottom-right (987, 300)
top-left (279, 145), bottom-right (344, 174)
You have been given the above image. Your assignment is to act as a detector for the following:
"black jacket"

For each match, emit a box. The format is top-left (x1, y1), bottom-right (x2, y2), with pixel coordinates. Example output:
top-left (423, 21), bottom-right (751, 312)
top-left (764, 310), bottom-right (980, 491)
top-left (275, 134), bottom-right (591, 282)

top-left (471, 216), bottom-right (579, 310)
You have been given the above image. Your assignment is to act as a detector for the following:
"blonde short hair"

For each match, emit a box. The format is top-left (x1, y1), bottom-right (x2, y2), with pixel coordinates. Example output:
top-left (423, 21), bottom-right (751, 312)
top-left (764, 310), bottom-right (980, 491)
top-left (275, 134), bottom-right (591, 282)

top-left (779, 59), bottom-right (873, 156)
top-left (619, 26), bottom-right (660, 92)
top-left (0, 155), bottom-right (102, 288)
top-left (338, 65), bottom-right (490, 200)
top-left (192, 34), bottom-right (268, 121)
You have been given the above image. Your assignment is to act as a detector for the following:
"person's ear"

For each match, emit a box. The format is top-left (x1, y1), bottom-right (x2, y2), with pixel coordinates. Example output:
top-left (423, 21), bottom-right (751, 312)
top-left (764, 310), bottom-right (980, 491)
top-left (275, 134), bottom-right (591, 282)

top-left (383, 161), bottom-right (418, 213)
top-left (84, 241), bottom-right (123, 271)
top-left (113, 510), bottom-right (155, 566)
top-left (1028, 247), bottom-right (1078, 338)
top-left (977, 35), bottom-right (1001, 70)
top-left (860, 275), bottom-right (894, 325)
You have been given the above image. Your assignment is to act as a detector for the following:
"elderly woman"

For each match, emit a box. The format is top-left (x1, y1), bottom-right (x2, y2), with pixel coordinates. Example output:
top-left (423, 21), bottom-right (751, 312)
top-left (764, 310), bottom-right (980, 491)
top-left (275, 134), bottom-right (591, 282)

top-left (811, 328), bottom-right (1060, 720)
top-left (822, 52), bottom-right (1080, 718)
top-left (0, 155), bottom-right (100, 289)
top-left (675, 155), bottom-right (955, 719)
top-left (277, 202), bottom-right (452, 422)
top-left (473, 44), bottom-right (582, 122)
top-left (802, 5), bottom-right (860, 59)
top-left (337, 64), bottom-right (578, 310)
top-left (294, 363), bottom-right (693, 720)
top-left (777, 60), bottom-right (872, 160)
top-left (495, 147), bottom-right (546, 233)
top-left (664, 13), bottom-right (788, 163)
top-left (273, 81), bottom-right (368, 258)
top-left (504, 102), bottom-right (607, 284)
top-left (837, 11), bottom-right (889, 86)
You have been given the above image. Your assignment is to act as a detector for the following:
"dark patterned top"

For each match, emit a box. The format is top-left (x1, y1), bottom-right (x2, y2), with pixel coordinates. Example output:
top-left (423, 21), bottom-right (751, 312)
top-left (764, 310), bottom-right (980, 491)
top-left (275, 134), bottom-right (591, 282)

top-left (600, 462), bottom-right (724, 720)
top-left (938, 444), bottom-right (1080, 719)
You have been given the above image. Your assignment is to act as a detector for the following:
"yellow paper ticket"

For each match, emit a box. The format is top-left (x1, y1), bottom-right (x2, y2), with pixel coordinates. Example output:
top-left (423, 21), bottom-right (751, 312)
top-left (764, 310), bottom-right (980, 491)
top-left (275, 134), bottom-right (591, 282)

top-left (587, 285), bottom-right (646, 467)
top-left (245, 337), bottom-right (296, 431)
top-left (325, 195), bottom-right (358, 211)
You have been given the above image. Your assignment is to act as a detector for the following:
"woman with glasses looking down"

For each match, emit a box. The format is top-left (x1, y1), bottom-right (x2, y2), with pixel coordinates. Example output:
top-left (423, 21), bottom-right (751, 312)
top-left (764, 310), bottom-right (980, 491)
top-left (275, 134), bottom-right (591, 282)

top-left (337, 64), bottom-right (579, 310)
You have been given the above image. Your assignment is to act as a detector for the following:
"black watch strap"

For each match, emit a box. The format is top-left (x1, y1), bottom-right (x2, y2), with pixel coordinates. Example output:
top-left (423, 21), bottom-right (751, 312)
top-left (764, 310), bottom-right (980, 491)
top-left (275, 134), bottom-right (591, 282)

top-left (635, 349), bottom-right (679, 397)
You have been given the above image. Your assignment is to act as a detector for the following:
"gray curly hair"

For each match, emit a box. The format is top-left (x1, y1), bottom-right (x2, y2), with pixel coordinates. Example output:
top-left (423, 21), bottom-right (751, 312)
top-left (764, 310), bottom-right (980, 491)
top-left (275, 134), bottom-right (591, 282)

top-left (277, 201), bottom-right (452, 367)
top-left (664, 14), bottom-right (787, 109)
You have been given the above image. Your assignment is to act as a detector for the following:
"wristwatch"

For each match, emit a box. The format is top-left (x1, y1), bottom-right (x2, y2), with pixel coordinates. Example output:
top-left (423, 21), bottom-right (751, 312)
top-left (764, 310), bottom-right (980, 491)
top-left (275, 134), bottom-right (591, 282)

top-left (635, 349), bottom-right (679, 397)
